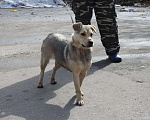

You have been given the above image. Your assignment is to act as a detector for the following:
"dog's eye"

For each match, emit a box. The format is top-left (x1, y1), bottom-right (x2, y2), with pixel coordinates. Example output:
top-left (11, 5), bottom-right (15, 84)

top-left (81, 33), bottom-right (86, 36)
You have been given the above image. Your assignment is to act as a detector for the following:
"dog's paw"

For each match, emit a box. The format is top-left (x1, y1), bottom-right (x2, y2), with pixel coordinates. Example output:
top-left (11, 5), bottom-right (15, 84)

top-left (51, 79), bottom-right (57, 84)
top-left (76, 99), bottom-right (84, 106)
top-left (81, 91), bottom-right (84, 96)
top-left (37, 84), bottom-right (43, 88)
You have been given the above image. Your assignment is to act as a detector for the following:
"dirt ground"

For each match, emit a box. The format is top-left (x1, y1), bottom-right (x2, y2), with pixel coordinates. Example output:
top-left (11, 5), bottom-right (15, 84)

top-left (0, 7), bottom-right (150, 120)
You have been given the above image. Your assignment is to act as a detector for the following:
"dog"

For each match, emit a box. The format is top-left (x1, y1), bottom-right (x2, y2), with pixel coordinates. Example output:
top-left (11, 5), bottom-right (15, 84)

top-left (37, 22), bottom-right (96, 106)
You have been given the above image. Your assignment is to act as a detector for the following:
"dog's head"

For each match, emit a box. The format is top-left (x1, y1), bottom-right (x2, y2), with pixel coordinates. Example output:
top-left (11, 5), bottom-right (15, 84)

top-left (72, 22), bottom-right (96, 49)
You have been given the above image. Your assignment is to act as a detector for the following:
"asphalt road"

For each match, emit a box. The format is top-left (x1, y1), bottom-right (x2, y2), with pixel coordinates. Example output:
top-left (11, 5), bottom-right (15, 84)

top-left (0, 7), bottom-right (150, 120)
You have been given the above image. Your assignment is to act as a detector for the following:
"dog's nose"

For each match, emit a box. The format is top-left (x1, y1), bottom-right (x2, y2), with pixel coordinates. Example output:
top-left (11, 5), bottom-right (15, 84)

top-left (88, 41), bottom-right (93, 47)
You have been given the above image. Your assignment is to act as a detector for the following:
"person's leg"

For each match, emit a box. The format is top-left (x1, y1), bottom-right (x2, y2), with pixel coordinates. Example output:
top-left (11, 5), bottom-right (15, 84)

top-left (72, 0), bottom-right (94, 25)
top-left (94, 0), bottom-right (122, 62)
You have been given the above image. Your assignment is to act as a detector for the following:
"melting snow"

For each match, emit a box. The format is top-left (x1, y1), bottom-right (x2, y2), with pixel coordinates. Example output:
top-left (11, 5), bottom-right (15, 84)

top-left (0, 0), bottom-right (65, 8)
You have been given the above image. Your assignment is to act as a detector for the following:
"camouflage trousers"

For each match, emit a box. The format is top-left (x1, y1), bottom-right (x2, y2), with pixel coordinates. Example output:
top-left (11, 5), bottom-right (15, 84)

top-left (72, 0), bottom-right (120, 55)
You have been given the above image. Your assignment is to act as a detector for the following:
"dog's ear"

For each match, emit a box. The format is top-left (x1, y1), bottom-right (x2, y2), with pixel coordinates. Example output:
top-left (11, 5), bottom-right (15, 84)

top-left (90, 25), bottom-right (97, 33)
top-left (73, 22), bottom-right (83, 31)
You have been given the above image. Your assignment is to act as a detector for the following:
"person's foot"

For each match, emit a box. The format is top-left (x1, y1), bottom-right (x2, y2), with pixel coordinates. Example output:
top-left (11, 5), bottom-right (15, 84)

top-left (108, 53), bottom-right (122, 63)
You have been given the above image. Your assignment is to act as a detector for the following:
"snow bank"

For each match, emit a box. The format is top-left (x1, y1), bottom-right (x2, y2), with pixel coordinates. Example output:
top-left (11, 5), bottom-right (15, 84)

top-left (0, 0), bottom-right (65, 8)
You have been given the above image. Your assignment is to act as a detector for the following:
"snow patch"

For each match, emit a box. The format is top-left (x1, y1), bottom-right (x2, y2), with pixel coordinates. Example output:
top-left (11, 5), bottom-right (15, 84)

top-left (0, 0), bottom-right (65, 8)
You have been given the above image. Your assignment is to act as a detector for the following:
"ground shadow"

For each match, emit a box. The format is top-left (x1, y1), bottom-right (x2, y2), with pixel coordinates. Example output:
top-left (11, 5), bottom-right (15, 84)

top-left (0, 58), bottom-right (111, 120)
top-left (88, 58), bottom-right (112, 75)
top-left (0, 68), bottom-right (76, 120)
top-left (92, 58), bottom-right (111, 69)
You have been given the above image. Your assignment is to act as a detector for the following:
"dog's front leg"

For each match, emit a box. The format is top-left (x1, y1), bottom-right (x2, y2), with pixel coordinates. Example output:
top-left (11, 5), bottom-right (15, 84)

top-left (79, 71), bottom-right (87, 96)
top-left (73, 72), bottom-right (84, 106)
top-left (79, 71), bottom-right (87, 87)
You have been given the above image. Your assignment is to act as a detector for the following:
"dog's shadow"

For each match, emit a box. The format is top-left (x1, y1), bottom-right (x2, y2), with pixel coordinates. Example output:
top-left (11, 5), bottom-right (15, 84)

top-left (0, 58), bottom-right (111, 120)
top-left (91, 58), bottom-right (111, 71)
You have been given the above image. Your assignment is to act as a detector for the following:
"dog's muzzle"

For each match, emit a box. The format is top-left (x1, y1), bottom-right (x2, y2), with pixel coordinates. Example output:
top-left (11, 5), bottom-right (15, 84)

top-left (82, 41), bottom-right (94, 47)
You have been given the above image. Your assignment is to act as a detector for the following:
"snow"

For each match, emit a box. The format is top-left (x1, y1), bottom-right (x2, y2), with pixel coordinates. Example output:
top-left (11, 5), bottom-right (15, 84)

top-left (0, 0), bottom-right (65, 8)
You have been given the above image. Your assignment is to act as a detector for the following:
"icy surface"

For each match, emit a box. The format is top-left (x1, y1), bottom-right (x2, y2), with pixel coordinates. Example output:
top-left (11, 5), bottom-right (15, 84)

top-left (0, 0), bottom-right (65, 8)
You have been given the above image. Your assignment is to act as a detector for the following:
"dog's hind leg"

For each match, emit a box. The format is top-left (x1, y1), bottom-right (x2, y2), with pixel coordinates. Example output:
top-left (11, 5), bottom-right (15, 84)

top-left (37, 53), bottom-right (50, 88)
top-left (50, 61), bottom-right (60, 84)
